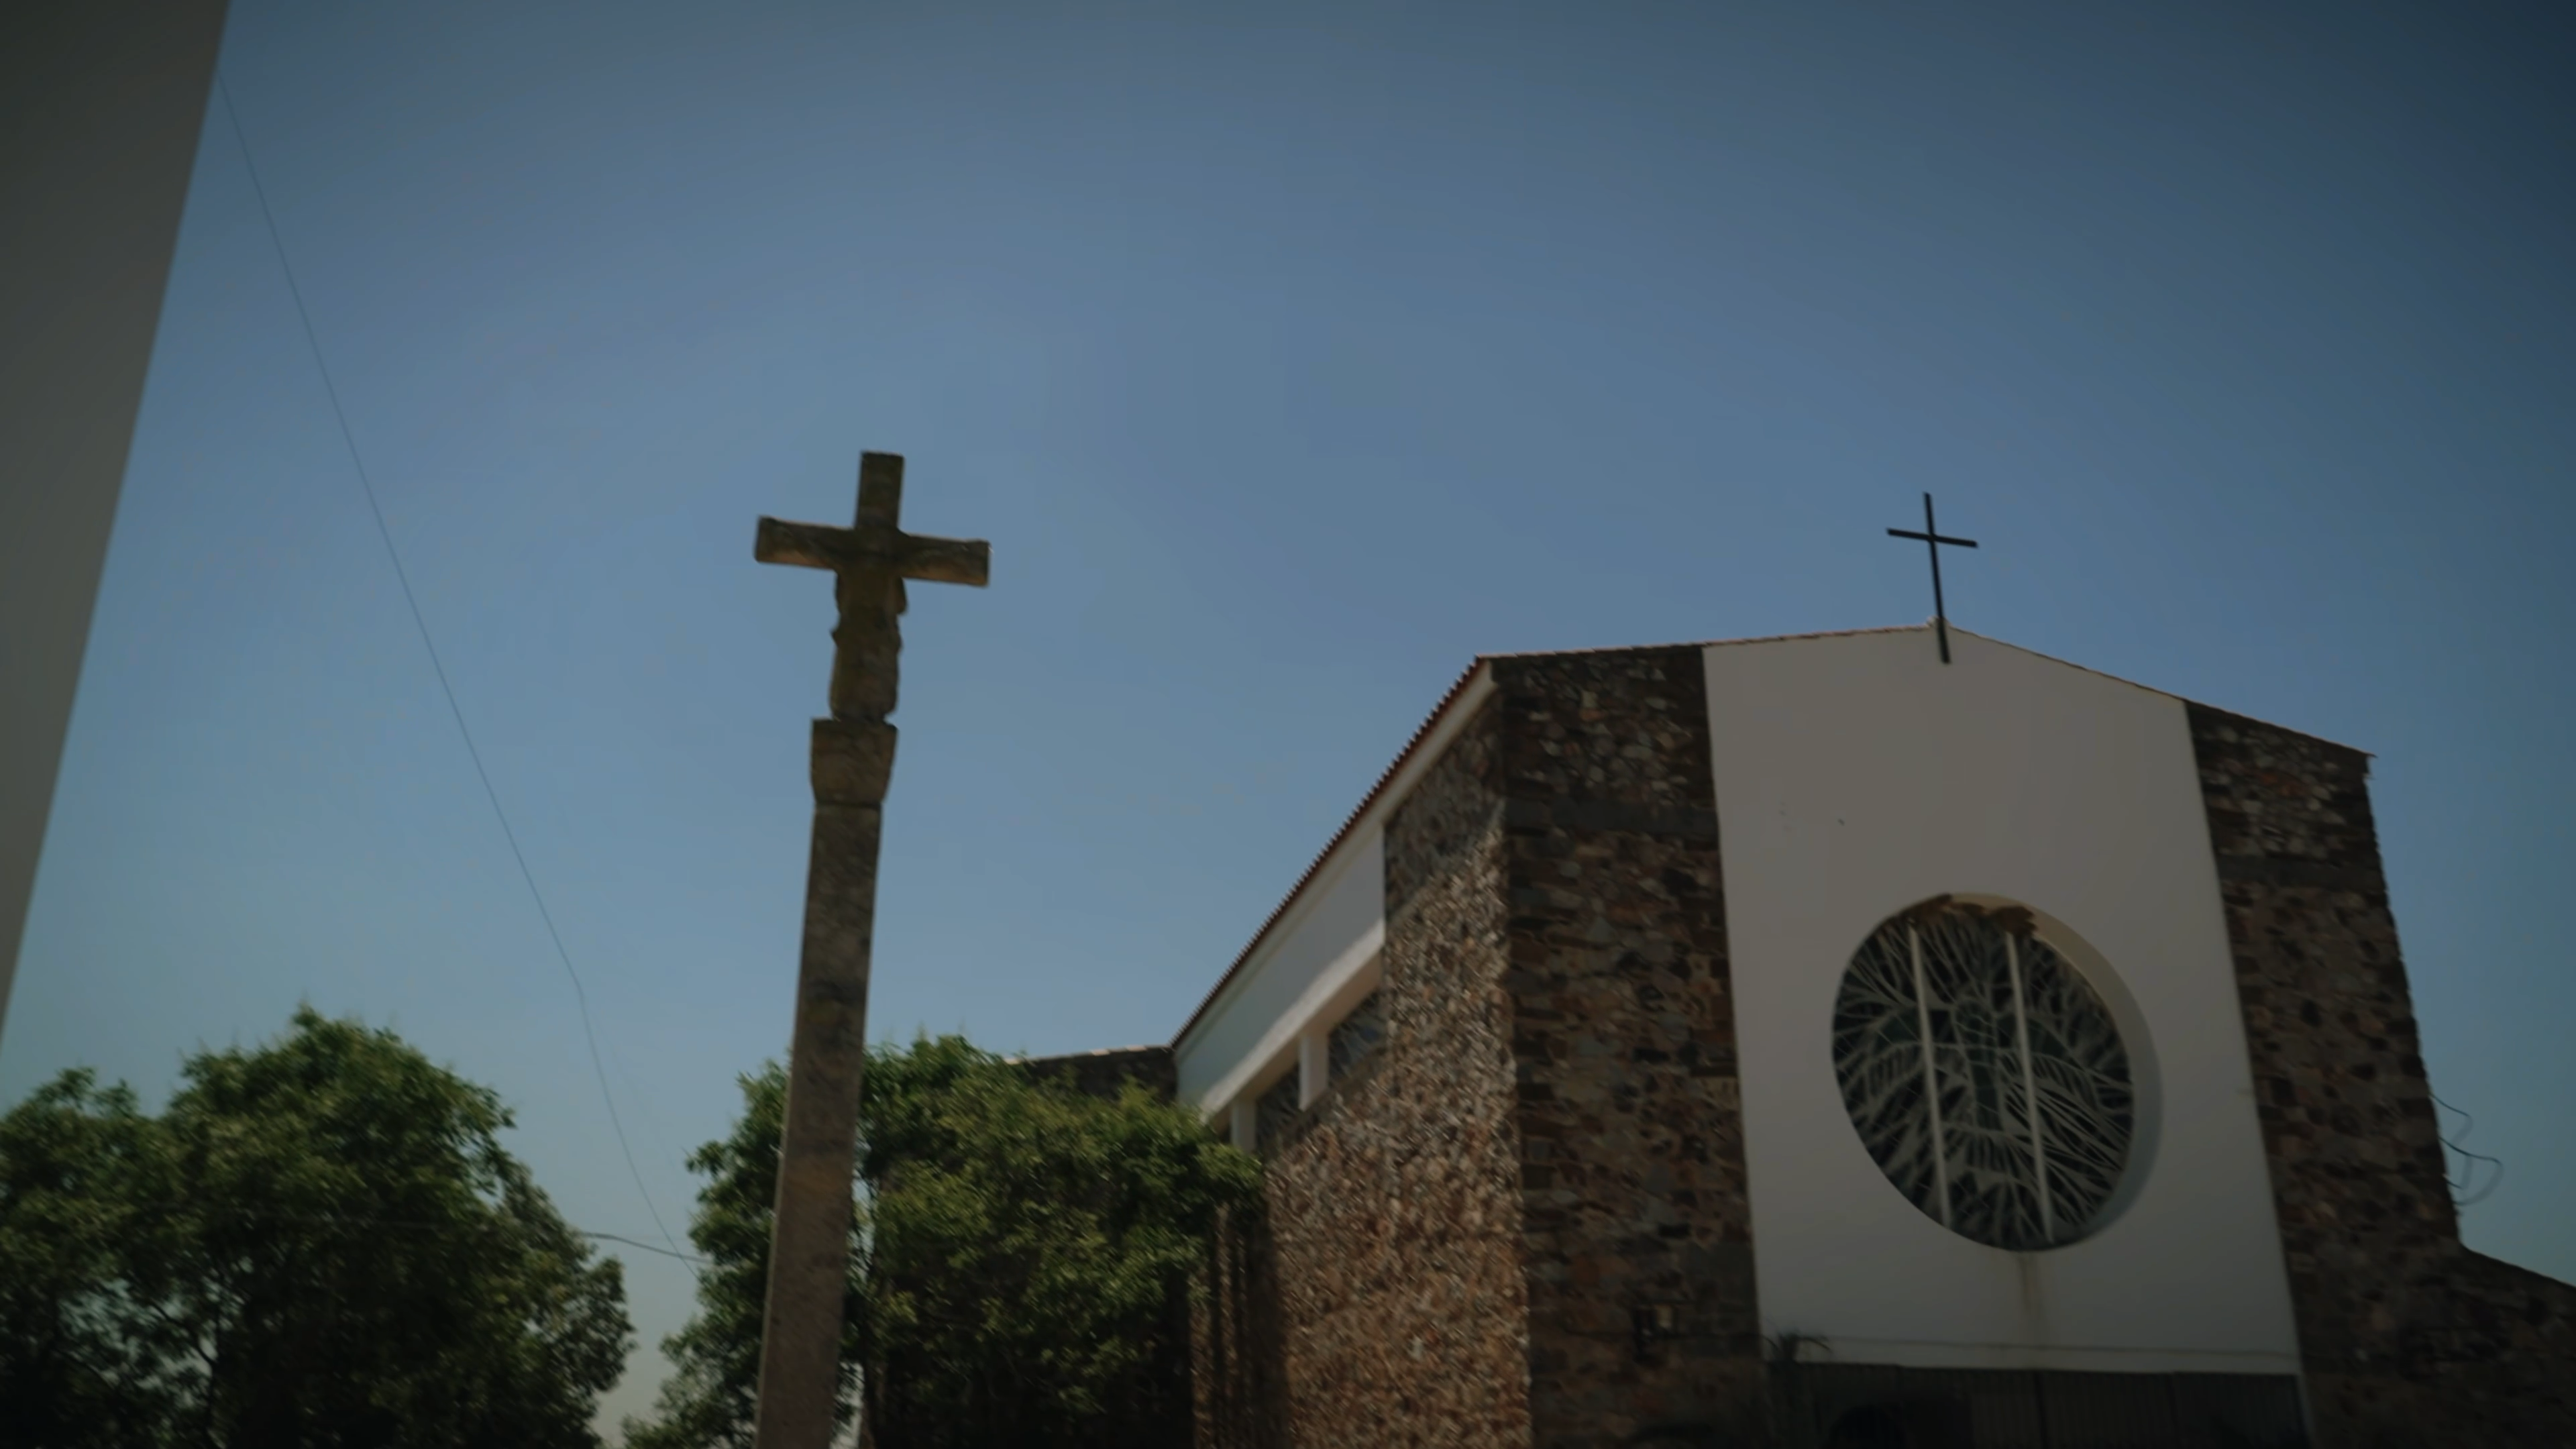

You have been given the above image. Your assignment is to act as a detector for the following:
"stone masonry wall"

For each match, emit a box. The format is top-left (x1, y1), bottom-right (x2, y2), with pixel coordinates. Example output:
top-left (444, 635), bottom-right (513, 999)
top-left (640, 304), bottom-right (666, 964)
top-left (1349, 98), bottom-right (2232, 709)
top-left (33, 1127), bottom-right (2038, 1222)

top-left (1199, 695), bottom-right (1536, 1448)
top-left (2188, 704), bottom-right (2576, 1448)
top-left (1192, 1198), bottom-right (1289, 1449)
top-left (1018, 1044), bottom-right (1178, 1102)
top-left (1493, 648), bottom-right (1765, 1449)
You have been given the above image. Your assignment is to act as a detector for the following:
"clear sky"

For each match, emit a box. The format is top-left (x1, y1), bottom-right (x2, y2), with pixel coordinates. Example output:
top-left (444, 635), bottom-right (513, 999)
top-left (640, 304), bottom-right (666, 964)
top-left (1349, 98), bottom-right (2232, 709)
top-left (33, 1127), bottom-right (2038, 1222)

top-left (9, 0), bottom-right (2571, 1432)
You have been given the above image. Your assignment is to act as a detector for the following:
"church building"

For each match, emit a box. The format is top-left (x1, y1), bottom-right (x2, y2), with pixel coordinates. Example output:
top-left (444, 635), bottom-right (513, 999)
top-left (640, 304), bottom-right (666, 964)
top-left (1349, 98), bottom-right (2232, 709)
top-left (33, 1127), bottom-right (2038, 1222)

top-left (1138, 624), bottom-right (2574, 1448)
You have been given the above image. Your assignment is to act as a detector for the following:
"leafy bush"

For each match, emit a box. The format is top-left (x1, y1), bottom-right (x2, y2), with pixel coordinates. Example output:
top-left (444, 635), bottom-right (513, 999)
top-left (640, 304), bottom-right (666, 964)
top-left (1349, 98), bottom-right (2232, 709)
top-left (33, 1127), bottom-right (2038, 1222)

top-left (628, 1036), bottom-right (1258, 1448)
top-left (0, 1007), bottom-right (631, 1449)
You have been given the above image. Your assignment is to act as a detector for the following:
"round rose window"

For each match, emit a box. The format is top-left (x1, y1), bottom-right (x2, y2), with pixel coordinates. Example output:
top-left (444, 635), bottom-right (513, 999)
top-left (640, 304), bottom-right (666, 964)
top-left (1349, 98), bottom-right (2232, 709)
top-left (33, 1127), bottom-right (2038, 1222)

top-left (1831, 898), bottom-right (2136, 1250)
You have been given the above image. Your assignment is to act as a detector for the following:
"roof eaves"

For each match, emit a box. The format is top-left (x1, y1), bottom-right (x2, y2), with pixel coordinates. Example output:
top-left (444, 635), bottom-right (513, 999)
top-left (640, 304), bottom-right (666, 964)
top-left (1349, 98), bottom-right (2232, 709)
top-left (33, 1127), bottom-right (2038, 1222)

top-left (1170, 657), bottom-right (1491, 1051)
top-left (1478, 621), bottom-right (1927, 662)
top-left (1940, 627), bottom-right (2369, 757)
top-left (1171, 621), bottom-right (2367, 1054)
top-left (1517, 621), bottom-right (2371, 757)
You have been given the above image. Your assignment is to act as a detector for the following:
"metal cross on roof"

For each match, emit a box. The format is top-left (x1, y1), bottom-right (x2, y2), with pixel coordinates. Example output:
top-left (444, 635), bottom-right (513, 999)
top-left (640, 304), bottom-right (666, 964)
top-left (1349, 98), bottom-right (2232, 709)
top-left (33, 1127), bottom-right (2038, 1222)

top-left (1886, 493), bottom-right (1978, 664)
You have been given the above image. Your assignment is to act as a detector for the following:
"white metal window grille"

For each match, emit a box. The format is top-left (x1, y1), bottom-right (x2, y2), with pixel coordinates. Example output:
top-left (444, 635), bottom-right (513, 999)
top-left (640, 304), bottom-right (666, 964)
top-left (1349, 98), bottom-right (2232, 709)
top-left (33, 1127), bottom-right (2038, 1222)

top-left (1831, 899), bottom-right (2135, 1250)
top-left (1254, 1069), bottom-right (1301, 1154)
top-left (1328, 988), bottom-right (1386, 1079)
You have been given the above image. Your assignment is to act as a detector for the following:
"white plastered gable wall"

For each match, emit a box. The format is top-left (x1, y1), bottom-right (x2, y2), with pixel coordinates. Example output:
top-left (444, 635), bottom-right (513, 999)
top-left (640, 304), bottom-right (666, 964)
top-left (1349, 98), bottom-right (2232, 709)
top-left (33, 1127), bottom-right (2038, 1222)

top-left (1706, 627), bottom-right (2302, 1375)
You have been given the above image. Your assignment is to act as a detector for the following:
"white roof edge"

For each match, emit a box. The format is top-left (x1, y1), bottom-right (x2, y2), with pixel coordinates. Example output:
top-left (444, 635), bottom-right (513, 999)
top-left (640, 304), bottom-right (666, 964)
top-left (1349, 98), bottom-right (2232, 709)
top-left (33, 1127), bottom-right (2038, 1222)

top-left (1172, 663), bottom-right (1497, 1056)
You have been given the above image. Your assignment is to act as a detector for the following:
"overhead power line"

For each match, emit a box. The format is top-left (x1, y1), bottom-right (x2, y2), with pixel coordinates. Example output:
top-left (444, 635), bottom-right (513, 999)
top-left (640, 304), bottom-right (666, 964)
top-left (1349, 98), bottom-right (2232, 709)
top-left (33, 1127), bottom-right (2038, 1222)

top-left (212, 69), bottom-right (679, 1257)
top-left (582, 1229), bottom-right (708, 1265)
top-left (2430, 1089), bottom-right (2504, 1209)
top-left (202, 1208), bottom-right (710, 1266)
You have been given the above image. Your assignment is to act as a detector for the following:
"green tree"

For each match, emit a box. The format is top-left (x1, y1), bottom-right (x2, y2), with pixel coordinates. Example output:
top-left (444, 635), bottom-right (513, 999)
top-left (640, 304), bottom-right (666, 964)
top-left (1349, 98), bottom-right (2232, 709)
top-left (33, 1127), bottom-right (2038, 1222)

top-left (0, 1071), bottom-right (190, 1447)
top-left (623, 1061), bottom-right (809, 1449)
top-left (627, 1036), bottom-right (1259, 1449)
top-left (0, 1007), bottom-right (632, 1449)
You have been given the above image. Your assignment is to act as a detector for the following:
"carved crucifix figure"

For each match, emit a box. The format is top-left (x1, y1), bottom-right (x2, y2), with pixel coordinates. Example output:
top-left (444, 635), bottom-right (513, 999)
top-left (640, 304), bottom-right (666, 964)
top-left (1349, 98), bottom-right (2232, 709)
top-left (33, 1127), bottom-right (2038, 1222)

top-left (750, 451), bottom-right (987, 1449)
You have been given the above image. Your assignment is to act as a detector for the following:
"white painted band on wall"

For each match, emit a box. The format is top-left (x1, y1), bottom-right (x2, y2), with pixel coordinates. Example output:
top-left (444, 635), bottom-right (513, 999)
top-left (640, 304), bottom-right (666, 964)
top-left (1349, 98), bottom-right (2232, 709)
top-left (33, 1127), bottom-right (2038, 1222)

top-left (1195, 923), bottom-right (1384, 1120)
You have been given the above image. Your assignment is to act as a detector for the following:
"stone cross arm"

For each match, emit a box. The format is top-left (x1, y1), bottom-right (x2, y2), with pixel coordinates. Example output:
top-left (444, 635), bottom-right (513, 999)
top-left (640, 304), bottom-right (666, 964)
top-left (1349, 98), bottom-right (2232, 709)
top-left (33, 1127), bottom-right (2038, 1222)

top-left (753, 450), bottom-right (990, 588)
top-left (751, 519), bottom-right (990, 588)
top-left (753, 451), bottom-right (989, 724)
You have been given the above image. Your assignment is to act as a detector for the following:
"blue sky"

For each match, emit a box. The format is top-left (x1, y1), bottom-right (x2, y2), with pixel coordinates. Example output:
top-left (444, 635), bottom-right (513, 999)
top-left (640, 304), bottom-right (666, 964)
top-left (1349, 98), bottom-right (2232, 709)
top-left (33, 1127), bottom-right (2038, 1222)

top-left (9, 0), bottom-right (2571, 1430)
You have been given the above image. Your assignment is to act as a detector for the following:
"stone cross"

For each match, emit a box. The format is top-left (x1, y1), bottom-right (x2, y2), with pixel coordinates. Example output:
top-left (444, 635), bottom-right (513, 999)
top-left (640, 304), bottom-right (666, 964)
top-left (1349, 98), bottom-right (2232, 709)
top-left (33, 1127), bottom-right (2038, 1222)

top-left (749, 451), bottom-right (987, 1449)
top-left (1884, 492), bottom-right (1978, 664)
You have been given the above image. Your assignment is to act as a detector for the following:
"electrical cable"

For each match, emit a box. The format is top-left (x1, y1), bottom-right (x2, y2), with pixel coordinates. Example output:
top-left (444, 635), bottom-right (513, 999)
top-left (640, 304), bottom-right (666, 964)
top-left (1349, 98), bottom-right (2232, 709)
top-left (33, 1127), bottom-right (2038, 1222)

top-left (197, 1208), bottom-right (710, 1266)
top-left (212, 68), bottom-right (680, 1257)
top-left (2429, 1089), bottom-right (2504, 1208)
top-left (580, 1230), bottom-right (709, 1265)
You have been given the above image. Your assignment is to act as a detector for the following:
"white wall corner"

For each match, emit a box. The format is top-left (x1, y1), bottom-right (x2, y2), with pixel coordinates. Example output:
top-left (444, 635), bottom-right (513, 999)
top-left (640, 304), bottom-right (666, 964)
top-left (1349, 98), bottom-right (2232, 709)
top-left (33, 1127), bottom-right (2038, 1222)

top-left (1298, 1029), bottom-right (1330, 1108)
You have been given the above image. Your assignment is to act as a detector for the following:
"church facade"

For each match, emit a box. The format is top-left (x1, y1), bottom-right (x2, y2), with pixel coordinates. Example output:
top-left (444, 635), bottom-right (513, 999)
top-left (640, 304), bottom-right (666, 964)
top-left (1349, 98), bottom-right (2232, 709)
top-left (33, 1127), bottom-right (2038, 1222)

top-left (1152, 626), bottom-right (2574, 1449)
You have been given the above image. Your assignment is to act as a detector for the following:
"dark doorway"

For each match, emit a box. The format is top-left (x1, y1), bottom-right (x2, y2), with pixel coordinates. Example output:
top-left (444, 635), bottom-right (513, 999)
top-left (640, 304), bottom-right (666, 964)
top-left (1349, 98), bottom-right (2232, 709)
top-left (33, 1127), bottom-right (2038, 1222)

top-left (1825, 1397), bottom-right (1974, 1449)
top-left (1826, 1405), bottom-right (1912, 1449)
top-left (1783, 1365), bottom-right (2304, 1448)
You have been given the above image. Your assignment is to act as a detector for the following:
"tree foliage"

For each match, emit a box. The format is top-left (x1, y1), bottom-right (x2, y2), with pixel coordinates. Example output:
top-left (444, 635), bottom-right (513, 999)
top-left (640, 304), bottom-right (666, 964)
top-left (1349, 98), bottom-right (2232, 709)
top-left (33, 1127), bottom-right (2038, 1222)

top-left (0, 1071), bottom-right (188, 1446)
top-left (623, 1058), bottom-right (804, 1449)
top-left (627, 1036), bottom-right (1260, 1448)
top-left (0, 1007), bottom-right (631, 1449)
